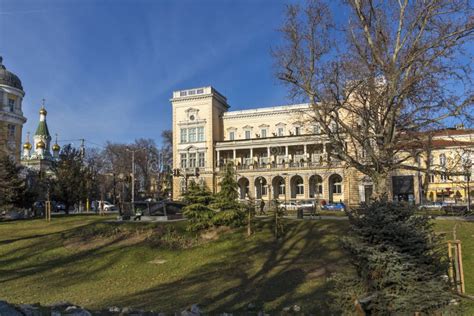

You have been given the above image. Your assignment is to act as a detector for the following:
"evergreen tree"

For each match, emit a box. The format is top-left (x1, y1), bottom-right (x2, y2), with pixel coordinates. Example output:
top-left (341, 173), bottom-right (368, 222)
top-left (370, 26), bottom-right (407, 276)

top-left (181, 180), bottom-right (213, 205)
top-left (182, 181), bottom-right (215, 232)
top-left (51, 144), bottom-right (87, 214)
top-left (330, 199), bottom-right (456, 314)
top-left (0, 153), bottom-right (25, 212)
top-left (211, 163), bottom-right (240, 211)
top-left (211, 163), bottom-right (245, 227)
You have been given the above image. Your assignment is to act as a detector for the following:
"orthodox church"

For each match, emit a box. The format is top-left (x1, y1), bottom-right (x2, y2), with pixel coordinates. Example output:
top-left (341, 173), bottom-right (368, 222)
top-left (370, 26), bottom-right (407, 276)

top-left (21, 103), bottom-right (60, 172)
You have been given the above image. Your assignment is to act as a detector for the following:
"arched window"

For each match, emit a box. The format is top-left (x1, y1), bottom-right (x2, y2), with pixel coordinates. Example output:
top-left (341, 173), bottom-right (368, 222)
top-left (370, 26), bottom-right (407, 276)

top-left (331, 175), bottom-right (343, 194)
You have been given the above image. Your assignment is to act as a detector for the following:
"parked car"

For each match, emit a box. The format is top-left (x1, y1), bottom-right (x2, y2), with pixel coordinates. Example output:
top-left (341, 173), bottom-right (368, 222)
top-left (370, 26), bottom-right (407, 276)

top-left (299, 200), bottom-right (316, 210)
top-left (280, 201), bottom-right (298, 211)
top-left (322, 202), bottom-right (346, 211)
top-left (56, 202), bottom-right (66, 211)
top-left (92, 201), bottom-right (118, 212)
top-left (418, 202), bottom-right (448, 211)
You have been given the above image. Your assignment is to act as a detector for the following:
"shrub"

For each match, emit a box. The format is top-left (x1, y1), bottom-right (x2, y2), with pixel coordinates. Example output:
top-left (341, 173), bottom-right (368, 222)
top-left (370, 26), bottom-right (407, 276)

top-left (183, 203), bottom-right (215, 232)
top-left (330, 199), bottom-right (457, 315)
top-left (212, 208), bottom-right (245, 227)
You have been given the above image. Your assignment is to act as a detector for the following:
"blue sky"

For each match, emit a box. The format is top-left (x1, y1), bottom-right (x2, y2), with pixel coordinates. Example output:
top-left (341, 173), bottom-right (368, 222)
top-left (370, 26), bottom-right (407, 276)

top-left (0, 0), bottom-right (296, 148)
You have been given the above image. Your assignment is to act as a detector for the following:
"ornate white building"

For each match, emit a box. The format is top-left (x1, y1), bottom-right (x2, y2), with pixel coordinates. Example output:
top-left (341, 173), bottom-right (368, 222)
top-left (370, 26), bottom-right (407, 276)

top-left (0, 56), bottom-right (27, 161)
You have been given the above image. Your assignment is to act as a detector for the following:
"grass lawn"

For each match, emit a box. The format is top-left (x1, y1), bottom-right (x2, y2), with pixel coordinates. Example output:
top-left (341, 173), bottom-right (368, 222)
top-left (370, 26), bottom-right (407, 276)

top-left (0, 215), bottom-right (473, 314)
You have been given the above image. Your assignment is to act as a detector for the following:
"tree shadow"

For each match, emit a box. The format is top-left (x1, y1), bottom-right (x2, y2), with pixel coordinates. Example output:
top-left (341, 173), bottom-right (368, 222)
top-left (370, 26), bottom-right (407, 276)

top-left (103, 219), bottom-right (349, 314)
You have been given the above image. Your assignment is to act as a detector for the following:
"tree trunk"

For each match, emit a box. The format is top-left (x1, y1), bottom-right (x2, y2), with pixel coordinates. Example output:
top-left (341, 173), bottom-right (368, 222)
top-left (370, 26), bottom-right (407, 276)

top-left (371, 173), bottom-right (390, 200)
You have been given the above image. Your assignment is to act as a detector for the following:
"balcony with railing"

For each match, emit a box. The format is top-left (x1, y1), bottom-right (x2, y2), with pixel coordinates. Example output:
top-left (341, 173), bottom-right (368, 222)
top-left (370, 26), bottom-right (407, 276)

top-left (215, 152), bottom-right (343, 173)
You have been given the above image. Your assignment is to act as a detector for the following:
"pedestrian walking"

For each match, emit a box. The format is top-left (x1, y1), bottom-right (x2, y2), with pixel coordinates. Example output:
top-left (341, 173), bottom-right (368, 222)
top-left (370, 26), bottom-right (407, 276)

top-left (259, 199), bottom-right (266, 215)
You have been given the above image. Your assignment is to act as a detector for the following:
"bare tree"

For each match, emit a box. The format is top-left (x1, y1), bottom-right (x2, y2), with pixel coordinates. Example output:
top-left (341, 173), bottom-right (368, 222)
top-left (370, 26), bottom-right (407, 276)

top-left (274, 0), bottom-right (473, 196)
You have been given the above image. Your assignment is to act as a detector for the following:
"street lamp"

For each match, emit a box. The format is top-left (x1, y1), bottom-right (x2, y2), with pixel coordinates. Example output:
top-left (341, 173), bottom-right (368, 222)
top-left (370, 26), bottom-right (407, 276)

top-left (463, 159), bottom-right (472, 213)
top-left (126, 147), bottom-right (146, 214)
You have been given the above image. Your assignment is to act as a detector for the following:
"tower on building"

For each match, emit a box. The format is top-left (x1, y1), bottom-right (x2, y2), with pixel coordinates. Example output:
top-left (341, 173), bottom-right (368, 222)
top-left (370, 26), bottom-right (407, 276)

top-left (0, 56), bottom-right (27, 161)
top-left (21, 101), bottom-right (58, 172)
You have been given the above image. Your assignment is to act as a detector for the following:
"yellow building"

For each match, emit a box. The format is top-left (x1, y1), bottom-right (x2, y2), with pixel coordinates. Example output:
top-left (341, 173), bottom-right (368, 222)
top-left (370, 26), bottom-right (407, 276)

top-left (0, 57), bottom-right (27, 162)
top-left (171, 86), bottom-right (473, 205)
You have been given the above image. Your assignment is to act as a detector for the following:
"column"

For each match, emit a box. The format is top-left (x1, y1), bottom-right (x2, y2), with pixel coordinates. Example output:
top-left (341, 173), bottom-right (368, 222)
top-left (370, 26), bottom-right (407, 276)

top-left (323, 175), bottom-right (330, 203)
top-left (233, 149), bottom-right (236, 163)
top-left (285, 174), bottom-right (291, 202)
top-left (249, 176), bottom-right (255, 199)
top-left (303, 174), bottom-right (309, 199)
top-left (267, 178), bottom-right (272, 201)
top-left (250, 148), bottom-right (253, 164)
top-left (216, 150), bottom-right (220, 167)
top-left (285, 146), bottom-right (288, 157)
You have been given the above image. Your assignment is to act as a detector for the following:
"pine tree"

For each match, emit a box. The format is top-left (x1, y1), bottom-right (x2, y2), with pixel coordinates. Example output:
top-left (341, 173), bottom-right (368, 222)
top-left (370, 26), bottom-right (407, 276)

top-left (182, 181), bottom-right (215, 232)
top-left (181, 180), bottom-right (213, 205)
top-left (330, 199), bottom-right (457, 314)
top-left (211, 163), bottom-right (239, 211)
top-left (211, 163), bottom-right (245, 227)
top-left (0, 153), bottom-right (26, 212)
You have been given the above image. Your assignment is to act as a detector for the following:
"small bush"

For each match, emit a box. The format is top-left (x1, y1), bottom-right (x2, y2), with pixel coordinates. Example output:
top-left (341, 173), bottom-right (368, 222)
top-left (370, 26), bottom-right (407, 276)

top-left (212, 209), bottom-right (245, 227)
top-left (183, 203), bottom-right (216, 232)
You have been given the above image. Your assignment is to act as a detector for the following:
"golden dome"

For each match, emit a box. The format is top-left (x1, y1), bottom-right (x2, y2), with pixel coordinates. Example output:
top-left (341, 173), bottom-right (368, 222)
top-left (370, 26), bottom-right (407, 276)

top-left (36, 140), bottom-right (45, 149)
top-left (52, 143), bottom-right (60, 151)
top-left (39, 107), bottom-right (47, 115)
top-left (23, 142), bottom-right (32, 150)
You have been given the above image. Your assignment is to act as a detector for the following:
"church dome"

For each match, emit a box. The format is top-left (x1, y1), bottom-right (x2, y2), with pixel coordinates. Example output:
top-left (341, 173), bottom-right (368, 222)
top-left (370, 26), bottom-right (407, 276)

top-left (23, 142), bottom-right (32, 150)
top-left (39, 107), bottom-right (47, 115)
top-left (36, 140), bottom-right (45, 149)
top-left (0, 57), bottom-right (23, 90)
top-left (52, 143), bottom-right (60, 151)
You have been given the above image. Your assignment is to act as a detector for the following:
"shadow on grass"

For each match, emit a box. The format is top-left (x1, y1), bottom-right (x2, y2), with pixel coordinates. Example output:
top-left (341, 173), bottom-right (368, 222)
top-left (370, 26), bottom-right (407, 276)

top-left (0, 220), bottom-right (143, 287)
top-left (0, 217), bottom-right (349, 314)
top-left (103, 219), bottom-right (349, 314)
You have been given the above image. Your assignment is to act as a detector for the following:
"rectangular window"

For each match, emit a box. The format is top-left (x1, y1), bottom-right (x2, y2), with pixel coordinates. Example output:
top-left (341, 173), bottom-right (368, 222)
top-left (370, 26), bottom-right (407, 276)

top-left (196, 88), bottom-right (204, 94)
top-left (198, 152), bottom-right (205, 167)
top-left (180, 128), bottom-right (187, 143)
top-left (188, 128), bottom-right (196, 142)
top-left (8, 99), bottom-right (15, 112)
top-left (333, 184), bottom-right (342, 194)
top-left (245, 130), bottom-right (251, 139)
top-left (428, 174), bottom-right (435, 183)
top-left (229, 131), bottom-right (235, 140)
top-left (313, 124), bottom-right (320, 134)
top-left (180, 153), bottom-right (187, 168)
top-left (197, 127), bottom-right (204, 142)
top-left (7, 124), bottom-right (15, 138)
top-left (188, 89), bottom-right (196, 95)
top-left (295, 127), bottom-right (300, 135)
top-left (180, 91), bottom-right (187, 97)
top-left (278, 127), bottom-right (284, 136)
top-left (440, 173), bottom-right (448, 182)
top-left (261, 129), bottom-right (267, 138)
top-left (189, 153), bottom-right (196, 168)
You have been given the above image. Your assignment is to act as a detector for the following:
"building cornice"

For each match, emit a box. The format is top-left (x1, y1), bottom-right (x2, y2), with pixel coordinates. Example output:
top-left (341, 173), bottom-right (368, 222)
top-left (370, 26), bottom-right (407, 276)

top-left (0, 84), bottom-right (25, 96)
top-left (0, 110), bottom-right (27, 124)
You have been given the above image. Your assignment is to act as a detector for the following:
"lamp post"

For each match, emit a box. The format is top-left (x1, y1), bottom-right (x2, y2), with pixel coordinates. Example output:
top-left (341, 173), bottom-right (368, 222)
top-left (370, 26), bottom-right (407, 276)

top-left (463, 159), bottom-right (472, 213)
top-left (126, 147), bottom-right (146, 214)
